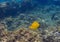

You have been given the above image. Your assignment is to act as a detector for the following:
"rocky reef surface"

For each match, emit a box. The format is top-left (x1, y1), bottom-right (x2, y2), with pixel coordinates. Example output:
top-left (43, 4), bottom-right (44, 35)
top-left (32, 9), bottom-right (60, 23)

top-left (0, 23), bottom-right (43, 42)
top-left (0, 22), bottom-right (60, 42)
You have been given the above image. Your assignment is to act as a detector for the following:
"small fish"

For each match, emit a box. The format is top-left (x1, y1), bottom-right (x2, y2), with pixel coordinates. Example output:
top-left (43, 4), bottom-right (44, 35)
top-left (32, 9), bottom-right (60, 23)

top-left (29, 21), bottom-right (40, 30)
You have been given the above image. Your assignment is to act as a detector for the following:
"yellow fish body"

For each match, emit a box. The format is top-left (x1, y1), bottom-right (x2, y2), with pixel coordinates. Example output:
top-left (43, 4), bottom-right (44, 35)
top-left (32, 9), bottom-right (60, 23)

top-left (29, 21), bottom-right (40, 30)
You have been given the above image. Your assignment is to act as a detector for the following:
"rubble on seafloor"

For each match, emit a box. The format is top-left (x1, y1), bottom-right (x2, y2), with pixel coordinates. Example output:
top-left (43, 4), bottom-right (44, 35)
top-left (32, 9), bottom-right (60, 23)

top-left (0, 23), bottom-right (43, 42)
top-left (0, 23), bottom-right (60, 42)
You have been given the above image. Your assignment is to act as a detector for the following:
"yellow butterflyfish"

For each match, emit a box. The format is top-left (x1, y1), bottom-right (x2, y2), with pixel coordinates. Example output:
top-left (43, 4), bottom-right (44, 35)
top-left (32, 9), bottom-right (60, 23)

top-left (29, 21), bottom-right (40, 30)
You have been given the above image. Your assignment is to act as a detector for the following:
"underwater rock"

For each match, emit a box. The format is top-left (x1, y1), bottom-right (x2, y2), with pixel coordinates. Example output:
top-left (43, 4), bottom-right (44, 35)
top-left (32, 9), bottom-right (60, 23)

top-left (0, 25), bottom-right (43, 42)
top-left (0, 23), bottom-right (8, 38)
top-left (42, 26), bottom-right (60, 42)
top-left (14, 28), bottom-right (43, 42)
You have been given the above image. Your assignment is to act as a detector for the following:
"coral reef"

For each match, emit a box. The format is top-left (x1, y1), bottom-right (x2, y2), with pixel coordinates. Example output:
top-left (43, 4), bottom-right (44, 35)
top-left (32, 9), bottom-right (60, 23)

top-left (0, 23), bottom-right (43, 42)
top-left (0, 23), bottom-right (60, 42)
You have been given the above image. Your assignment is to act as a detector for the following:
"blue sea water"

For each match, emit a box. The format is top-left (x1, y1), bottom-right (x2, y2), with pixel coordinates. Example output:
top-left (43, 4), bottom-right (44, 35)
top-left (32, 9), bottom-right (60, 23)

top-left (0, 0), bottom-right (60, 18)
top-left (0, 0), bottom-right (60, 30)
